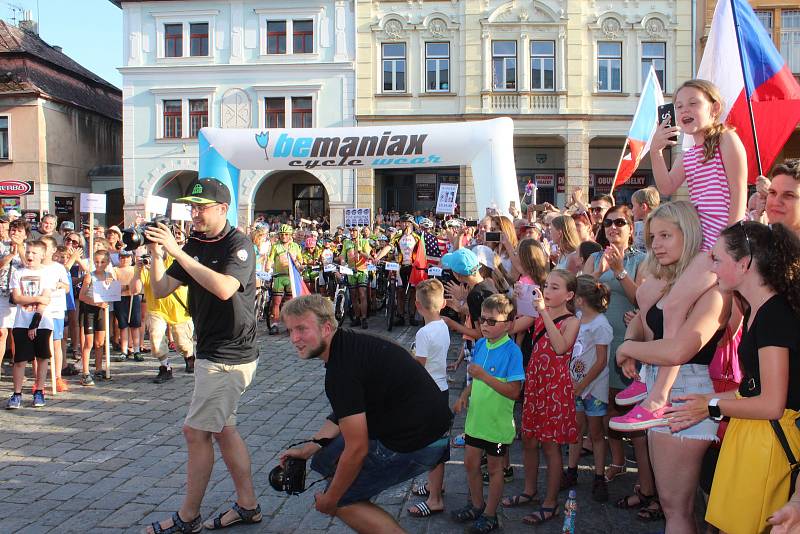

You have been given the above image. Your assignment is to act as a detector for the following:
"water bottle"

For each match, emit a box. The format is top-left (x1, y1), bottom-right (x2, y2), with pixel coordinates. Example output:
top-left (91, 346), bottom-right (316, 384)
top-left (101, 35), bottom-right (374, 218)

top-left (562, 489), bottom-right (577, 534)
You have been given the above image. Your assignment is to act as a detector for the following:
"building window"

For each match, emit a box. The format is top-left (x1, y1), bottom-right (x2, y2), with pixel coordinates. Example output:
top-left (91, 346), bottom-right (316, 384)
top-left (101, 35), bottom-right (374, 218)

top-left (531, 40), bottom-right (555, 91)
top-left (267, 21), bottom-right (286, 54)
top-left (190, 23), bottom-right (209, 56)
top-left (492, 41), bottom-right (517, 90)
top-left (292, 97), bottom-right (312, 128)
top-left (755, 10), bottom-right (773, 39)
top-left (425, 42), bottom-right (450, 92)
top-left (598, 41), bottom-right (622, 92)
top-left (0, 117), bottom-right (8, 159)
top-left (265, 97), bottom-right (285, 128)
top-left (293, 20), bottom-right (313, 53)
top-left (165, 24), bottom-right (183, 58)
top-left (293, 184), bottom-right (326, 220)
top-left (189, 99), bottom-right (208, 137)
top-left (163, 100), bottom-right (182, 138)
top-left (782, 9), bottom-right (800, 74)
top-left (641, 42), bottom-right (666, 89)
top-left (382, 43), bottom-right (406, 92)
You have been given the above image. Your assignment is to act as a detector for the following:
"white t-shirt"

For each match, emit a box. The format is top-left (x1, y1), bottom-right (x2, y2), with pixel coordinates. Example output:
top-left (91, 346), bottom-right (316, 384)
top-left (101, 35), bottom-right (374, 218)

top-left (569, 313), bottom-right (614, 403)
top-left (43, 263), bottom-right (69, 318)
top-left (11, 267), bottom-right (56, 330)
top-left (414, 319), bottom-right (450, 392)
top-left (633, 220), bottom-right (646, 252)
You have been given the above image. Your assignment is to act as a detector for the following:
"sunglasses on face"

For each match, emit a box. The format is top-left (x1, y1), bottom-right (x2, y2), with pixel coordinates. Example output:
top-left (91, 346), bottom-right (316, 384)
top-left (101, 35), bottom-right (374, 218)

top-left (589, 207), bottom-right (605, 213)
top-left (67, 239), bottom-right (81, 246)
top-left (478, 316), bottom-right (511, 326)
top-left (602, 218), bottom-right (629, 228)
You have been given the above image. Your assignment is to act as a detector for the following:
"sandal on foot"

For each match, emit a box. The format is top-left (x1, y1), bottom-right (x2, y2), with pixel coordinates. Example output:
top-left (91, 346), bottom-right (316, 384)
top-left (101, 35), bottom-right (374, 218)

top-left (637, 498), bottom-right (664, 522)
top-left (412, 482), bottom-right (444, 497)
top-left (204, 503), bottom-right (262, 530)
top-left (522, 504), bottom-right (561, 525)
top-left (604, 463), bottom-right (627, 482)
top-left (408, 502), bottom-right (444, 518)
top-left (616, 485), bottom-right (651, 510)
top-left (451, 503), bottom-right (485, 523)
top-left (148, 511), bottom-right (202, 534)
top-left (501, 493), bottom-right (538, 507)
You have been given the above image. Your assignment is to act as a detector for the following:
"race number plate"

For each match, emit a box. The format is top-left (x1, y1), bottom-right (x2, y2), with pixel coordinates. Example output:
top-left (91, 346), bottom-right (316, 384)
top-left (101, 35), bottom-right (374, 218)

top-left (385, 262), bottom-right (400, 272)
top-left (427, 267), bottom-right (443, 277)
top-left (339, 265), bottom-right (354, 275)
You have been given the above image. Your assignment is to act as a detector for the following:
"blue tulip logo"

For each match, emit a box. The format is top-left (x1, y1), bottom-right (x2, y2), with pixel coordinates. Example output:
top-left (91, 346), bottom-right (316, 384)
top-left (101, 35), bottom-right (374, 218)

top-left (255, 131), bottom-right (269, 160)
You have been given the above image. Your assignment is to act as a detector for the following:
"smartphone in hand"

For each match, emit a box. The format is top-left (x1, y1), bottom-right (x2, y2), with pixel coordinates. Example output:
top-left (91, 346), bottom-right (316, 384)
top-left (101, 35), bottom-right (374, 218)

top-left (485, 231), bottom-right (501, 242)
top-left (657, 103), bottom-right (678, 142)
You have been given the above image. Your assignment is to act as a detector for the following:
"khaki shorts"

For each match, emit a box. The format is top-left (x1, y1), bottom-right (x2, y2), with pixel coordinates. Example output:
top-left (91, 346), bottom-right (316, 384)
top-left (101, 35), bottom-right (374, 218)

top-left (146, 313), bottom-right (194, 360)
top-left (184, 358), bottom-right (259, 433)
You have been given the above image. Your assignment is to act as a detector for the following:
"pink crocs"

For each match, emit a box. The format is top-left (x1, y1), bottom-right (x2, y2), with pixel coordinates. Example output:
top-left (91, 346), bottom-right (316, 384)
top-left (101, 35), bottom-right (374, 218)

top-left (615, 380), bottom-right (648, 406)
top-left (609, 405), bottom-right (670, 432)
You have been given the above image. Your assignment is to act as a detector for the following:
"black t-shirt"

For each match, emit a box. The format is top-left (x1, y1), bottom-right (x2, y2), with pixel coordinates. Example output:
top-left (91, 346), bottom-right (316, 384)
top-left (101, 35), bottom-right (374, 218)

top-left (738, 294), bottom-right (800, 409)
top-left (167, 223), bottom-right (257, 364)
top-left (325, 329), bottom-right (452, 452)
top-left (466, 280), bottom-right (496, 328)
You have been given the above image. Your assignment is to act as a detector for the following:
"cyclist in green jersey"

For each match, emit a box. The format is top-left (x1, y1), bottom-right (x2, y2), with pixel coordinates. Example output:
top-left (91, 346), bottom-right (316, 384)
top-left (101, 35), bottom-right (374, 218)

top-left (338, 226), bottom-right (372, 329)
top-left (265, 224), bottom-right (302, 335)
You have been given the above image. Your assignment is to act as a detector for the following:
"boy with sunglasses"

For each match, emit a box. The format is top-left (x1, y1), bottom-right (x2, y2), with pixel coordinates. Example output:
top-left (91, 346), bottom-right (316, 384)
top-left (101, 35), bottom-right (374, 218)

top-left (451, 293), bottom-right (524, 533)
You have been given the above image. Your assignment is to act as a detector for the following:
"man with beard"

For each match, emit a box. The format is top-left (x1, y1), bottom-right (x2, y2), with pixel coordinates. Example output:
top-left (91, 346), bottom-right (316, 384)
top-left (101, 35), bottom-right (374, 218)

top-left (280, 295), bottom-right (451, 534)
top-left (143, 178), bottom-right (261, 534)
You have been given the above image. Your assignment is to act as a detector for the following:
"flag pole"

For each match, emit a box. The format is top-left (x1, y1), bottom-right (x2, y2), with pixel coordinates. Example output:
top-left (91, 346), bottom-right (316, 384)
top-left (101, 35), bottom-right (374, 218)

top-left (609, 138), bottom-right (629, 197)
top-left (729, 0), bottom-right (764, 176)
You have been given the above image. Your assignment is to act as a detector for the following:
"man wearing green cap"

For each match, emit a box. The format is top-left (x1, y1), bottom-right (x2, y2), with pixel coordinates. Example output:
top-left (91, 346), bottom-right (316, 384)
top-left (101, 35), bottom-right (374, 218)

top-left (266, 223), bottom-right (302, 335)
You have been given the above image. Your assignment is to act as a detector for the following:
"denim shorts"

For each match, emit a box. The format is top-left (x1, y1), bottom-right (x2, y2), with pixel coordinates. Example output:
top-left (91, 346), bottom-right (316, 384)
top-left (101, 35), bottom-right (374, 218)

top-left (51, 317), bottom-right (64, 341)
top-left (645, 363), bottom-right (719, 441)
top-left (575, 394), bottom-right (608, 417)
top-left (310, 433), bottom-right (449, 506)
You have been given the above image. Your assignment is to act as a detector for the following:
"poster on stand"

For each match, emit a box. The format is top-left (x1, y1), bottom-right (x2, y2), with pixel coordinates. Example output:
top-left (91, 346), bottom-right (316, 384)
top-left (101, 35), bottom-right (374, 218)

top-left (435, 184), bottom-right (459, 214)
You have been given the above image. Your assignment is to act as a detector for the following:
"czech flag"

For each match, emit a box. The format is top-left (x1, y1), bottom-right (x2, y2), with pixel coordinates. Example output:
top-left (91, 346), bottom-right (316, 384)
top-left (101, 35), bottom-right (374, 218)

top-left (613, 66), bottom-right (664, 188)
top-left (695, 0), bottom-right (800, 183)
top-left (288, 255), bottom-right (310, 297)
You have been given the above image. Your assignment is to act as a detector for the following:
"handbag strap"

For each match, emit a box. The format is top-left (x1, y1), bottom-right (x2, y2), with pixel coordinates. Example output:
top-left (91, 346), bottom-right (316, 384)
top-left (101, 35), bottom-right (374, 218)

top-left (530, 314), bottom-right (572, 347)
top-left (770, 419), bottom-right (800, 473)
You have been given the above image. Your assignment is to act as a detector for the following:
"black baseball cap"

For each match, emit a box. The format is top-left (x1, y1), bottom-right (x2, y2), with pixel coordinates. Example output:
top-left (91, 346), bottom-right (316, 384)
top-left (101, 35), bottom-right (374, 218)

top-left (177, 178), bottom-right (232, 205)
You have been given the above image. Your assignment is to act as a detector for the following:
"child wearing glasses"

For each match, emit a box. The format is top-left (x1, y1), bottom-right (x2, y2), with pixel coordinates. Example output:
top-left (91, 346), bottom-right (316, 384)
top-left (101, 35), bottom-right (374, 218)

top-left (509, 269), bottom-right (579, 526)
top-left (451, 293), bottom-right (524, 533)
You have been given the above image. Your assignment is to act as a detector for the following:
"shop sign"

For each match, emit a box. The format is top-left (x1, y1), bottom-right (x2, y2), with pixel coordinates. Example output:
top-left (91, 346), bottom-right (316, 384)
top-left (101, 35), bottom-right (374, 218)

top-left (557, 174), bottom-right (566, 193)
top-left (535, 174), bottom-right (554, 187)
top-left (0, 180), bottom-right (33, 197)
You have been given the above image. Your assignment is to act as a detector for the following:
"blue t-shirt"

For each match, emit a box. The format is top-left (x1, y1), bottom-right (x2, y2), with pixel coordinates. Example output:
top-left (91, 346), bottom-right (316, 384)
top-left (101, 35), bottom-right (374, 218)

top-left (465, 335), bottom-right (525, 444)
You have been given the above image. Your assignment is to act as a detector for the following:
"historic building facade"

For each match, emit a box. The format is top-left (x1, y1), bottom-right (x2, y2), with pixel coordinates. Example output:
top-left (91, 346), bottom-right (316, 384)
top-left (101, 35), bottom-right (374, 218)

top-left (355, 0), bottom-right (692, 217)
top-left (116, 0), bottom-right (356, 226)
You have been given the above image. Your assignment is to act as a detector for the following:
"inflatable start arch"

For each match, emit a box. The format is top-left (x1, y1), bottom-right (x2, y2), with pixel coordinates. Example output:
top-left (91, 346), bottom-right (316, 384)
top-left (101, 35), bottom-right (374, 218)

top-left (198, 117), bottom-right (519, 226)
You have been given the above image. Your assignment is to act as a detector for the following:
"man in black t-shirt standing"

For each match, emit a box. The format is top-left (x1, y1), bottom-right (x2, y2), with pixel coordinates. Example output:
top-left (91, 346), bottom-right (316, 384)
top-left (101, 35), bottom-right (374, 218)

top-left (281, 295), bottom-right (451, 533)
top-left (143, 178), bottom-right (262, 534)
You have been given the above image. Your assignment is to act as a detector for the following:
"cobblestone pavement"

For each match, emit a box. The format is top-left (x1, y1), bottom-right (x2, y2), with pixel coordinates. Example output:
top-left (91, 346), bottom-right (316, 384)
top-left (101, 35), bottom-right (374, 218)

top-left (0, 324), bottom-right (668, 533)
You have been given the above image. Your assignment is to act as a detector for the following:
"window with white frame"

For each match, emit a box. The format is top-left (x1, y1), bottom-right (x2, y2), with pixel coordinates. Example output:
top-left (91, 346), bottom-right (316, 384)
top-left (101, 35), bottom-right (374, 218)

top-left (382, 43), bottom-right (406, 92)
top-left (598, 41), bottom-right (622, 92)
top-left (641, 42), bottom-right (666, 90)
top-left (531, 40), bottom-right (555, 91)
top-left (292, 97), bottom-right (313, 128)
top-left (755, 10), bottom-right (773, 39)
top-left (425, 42), bottom-right (450, 92)
top-left (188, 99), bottom-right (208, 137)
top-left (782, 9), bottom-right (800, 74)
top-left (165, 24), bottom-right (182, 57)
top-left (0, 117), bottom-right (9, 159)
top-left (265, 98), bottom-right (285, 128)
top-left (163, 100), bottom-right (182, 139)
top-left (267, 21), bottom-right (287, 54)
top-left (492, 41), bottom-right (517, 90)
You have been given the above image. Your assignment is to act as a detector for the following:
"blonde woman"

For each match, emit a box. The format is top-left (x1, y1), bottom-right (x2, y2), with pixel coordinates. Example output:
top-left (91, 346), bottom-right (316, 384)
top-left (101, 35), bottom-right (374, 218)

top-left (550, 216), bottom-right (582, 274)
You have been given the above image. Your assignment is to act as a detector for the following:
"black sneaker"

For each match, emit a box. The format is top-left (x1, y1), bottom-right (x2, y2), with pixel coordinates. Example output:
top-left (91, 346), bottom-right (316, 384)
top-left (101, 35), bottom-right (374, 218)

top-left (350, 317), bottom-right (360, 327)
top-left (132, 351), bottom-right (145, 362)
top-left (185, 357), bottom-right (195, 374)
top-left (61, 363), bottom-right (80, 377)
top-left (592, 476), bottom-right (609, 503)
top-left (269, 325), bottom-right (279, 336)
top-left (561, 469), bottom-right (578, 490)
top-left (153, 365), bottom-right (173, 384)
top-left (361, 318), bottom-right (368, 329)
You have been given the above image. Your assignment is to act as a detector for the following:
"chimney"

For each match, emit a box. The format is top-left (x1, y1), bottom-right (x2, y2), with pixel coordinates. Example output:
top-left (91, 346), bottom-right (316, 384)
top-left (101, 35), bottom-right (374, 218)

top-left (19, 10), bottom-right (38, 34)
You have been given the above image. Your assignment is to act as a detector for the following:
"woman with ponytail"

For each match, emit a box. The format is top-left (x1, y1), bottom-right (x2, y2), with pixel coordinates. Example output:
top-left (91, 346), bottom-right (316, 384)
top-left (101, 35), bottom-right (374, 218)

top-left (666, 221), bottom-right (800, 534)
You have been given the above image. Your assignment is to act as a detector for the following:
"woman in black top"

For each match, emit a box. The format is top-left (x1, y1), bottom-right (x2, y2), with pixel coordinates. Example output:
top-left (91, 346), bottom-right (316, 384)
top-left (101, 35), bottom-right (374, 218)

top-left (667, 221), bottom-right (800, 534)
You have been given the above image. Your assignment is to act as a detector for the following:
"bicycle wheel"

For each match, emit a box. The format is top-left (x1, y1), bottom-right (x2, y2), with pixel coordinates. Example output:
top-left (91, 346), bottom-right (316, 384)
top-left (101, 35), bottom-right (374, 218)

top-left (265, 288), bottom-right (272, 331)
top-left (334, 289), bottom-right (346, 326)
top-left (254, 290), bottom-right (265, 323)
top-left (386, 282), bottom-right (395, 331)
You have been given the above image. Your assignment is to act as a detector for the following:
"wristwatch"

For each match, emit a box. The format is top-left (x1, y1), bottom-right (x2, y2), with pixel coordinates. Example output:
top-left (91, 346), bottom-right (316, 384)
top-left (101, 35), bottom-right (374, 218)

top-left (615, 270), bottom-right (628, 281)
top-left (708, 398), bottom-right (723, 421)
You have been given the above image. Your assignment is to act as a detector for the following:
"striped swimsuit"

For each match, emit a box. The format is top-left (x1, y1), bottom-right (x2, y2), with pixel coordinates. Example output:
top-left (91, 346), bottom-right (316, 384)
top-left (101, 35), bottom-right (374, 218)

top-left (684, 144), bottom-right (730, 251)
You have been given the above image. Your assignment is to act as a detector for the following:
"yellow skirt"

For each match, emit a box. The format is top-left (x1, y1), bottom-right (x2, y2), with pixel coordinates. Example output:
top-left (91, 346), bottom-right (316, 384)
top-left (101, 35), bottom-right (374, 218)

top-left (706, 410), bottom-right (800, 534)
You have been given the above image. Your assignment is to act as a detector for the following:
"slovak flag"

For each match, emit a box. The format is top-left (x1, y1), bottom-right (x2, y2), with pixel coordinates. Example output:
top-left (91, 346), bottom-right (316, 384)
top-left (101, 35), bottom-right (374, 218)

top-left (613, 66), bottom-right (664, 188)
top-left (288, 255), bottom-right (310, 297)
top-left (694, 0), bottom-right (800, 183)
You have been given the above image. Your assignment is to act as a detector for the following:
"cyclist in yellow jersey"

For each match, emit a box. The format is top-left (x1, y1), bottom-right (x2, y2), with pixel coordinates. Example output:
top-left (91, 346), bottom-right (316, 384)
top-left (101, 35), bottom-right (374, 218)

top-left (301, 231), bottom-right (323, 293)
top-left (265, 224), bottom-right (302, 335)
top-left (339, 226), bottom-right (372, 329)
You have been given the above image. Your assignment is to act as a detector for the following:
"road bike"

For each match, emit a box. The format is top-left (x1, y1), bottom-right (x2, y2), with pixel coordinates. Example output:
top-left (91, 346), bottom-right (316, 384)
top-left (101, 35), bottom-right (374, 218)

top-left (255, 271), bottom-right (273, 331)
